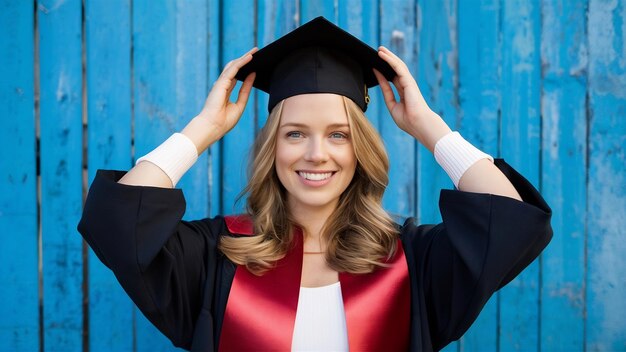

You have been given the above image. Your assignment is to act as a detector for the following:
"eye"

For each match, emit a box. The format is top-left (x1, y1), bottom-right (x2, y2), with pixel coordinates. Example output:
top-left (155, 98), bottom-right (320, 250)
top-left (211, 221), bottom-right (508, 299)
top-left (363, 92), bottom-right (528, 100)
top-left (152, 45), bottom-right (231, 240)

top-left (329, 132), bottom-right (348, 139)
top-left (286, 131), bottom-right (303, 139)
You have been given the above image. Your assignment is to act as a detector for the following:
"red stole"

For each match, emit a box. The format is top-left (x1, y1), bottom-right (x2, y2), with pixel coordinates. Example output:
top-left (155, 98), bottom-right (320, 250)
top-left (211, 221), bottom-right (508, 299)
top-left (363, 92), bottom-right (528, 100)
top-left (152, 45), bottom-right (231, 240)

top-left (219, 215), bottom-right (410, 351)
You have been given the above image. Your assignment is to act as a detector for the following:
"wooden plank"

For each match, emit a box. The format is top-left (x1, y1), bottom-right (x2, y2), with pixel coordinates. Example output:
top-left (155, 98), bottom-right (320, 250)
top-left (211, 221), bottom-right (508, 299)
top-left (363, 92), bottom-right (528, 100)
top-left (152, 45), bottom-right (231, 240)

top-left (416, 3), bottom-right (460, 350)
top-left (37, 0), bottom-right (84, 349)
top-left (84, 0), bottom-right (134, 350)
top-left (498, 0), bottom-right (542, 350)
top-left (132, 0), bottom-right (182, 350)
top-left (220, 0), bottom-right (256, 214)
top-left (416, 0), bottom-right (458, 226)
top-left (256, 0), bottom-right (298, 129)
top-left (176, 0), bottom-right (209, 221)
top-left (539, 0), bottom-right (587, 350)
top-left (379, 1), bottom-right (416, 220)
top-left (457, 0), bottom-right (501, 350)
top-left (337, 0), bottom-right (382, 130)
top-left (457, 0), bottom-right (501, 156)
top-left (300, 0), bottom-right (336, 23)
top-left (586, 0), bottom-right (626, 350)
top-left (0, 1), bottom-right (38, 350)
top-left (208, 0), bottom-right (221, 217)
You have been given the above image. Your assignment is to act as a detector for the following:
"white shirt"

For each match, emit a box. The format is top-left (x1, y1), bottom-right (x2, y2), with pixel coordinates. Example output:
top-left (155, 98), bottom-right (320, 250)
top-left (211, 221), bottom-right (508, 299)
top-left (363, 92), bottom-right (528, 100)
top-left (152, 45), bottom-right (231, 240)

top-left (291, 282), bottom-right (349, 351)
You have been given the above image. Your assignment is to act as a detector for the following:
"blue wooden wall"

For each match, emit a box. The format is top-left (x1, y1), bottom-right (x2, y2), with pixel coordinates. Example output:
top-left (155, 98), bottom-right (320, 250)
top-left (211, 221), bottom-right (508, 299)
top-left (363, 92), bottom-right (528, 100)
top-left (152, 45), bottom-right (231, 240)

top-left (1, 0), bottom-right (625, 351)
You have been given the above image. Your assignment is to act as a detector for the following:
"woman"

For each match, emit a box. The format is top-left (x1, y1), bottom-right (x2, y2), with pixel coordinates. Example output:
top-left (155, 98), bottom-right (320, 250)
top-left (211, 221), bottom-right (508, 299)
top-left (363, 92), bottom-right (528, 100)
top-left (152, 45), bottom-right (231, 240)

top-left (78, 17), bottom-right (552, 351)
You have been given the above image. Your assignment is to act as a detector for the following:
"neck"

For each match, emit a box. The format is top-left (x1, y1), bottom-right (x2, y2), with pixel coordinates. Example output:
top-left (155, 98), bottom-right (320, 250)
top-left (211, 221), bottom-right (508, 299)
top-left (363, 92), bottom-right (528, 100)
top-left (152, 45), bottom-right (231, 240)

top-left (289, 199), bottom-right (338, 242)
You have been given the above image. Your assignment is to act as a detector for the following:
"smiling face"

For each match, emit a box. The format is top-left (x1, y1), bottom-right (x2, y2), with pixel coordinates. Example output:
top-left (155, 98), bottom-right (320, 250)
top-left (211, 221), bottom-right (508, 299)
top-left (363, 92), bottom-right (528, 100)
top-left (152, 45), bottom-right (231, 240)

top-left (275, 93), bottom-right (357, 215)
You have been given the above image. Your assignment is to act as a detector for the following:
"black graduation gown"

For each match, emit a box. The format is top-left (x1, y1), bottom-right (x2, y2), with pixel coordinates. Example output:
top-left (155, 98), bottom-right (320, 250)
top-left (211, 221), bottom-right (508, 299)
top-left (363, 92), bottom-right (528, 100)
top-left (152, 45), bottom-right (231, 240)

top-left (77, 159), bottom-right (552, 351)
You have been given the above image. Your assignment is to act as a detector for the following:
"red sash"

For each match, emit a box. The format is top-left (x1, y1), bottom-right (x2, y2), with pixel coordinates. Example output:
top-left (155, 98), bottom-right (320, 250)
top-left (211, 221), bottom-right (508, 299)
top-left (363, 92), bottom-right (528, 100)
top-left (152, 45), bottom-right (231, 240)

top-left (219, 215), bottom-right (410, 351)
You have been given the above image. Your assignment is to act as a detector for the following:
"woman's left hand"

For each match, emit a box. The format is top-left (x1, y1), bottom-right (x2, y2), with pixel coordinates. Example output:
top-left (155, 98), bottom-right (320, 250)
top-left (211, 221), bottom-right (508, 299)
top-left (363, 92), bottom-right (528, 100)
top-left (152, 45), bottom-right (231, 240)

top-left (373, 46), bottom-right (451, 152)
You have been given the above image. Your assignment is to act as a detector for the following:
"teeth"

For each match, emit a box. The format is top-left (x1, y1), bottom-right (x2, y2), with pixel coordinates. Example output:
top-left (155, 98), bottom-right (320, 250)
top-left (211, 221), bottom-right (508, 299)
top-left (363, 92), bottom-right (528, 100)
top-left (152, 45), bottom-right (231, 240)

top-left (298, 172), bottom-right (333, 181)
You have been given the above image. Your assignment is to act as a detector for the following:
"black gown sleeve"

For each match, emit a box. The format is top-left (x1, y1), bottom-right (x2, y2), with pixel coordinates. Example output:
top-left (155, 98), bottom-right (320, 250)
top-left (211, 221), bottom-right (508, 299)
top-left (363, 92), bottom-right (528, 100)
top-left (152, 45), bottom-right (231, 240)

top-left (77, 170), bottom-right (226, 350)
top-left (400, 159), bottom-right (553, 351)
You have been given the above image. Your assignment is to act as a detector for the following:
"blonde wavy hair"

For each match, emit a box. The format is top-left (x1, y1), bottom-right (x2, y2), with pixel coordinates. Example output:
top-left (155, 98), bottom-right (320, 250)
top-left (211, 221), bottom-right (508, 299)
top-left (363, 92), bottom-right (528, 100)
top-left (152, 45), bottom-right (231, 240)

top-left (219, 96), bottom-right (399, 275)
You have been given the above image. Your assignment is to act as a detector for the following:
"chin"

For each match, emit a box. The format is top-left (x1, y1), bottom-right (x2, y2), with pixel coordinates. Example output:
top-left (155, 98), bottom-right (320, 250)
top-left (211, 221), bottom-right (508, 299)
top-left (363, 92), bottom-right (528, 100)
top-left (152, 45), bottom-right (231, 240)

top-left (289, 193), bottom-right (341, 210)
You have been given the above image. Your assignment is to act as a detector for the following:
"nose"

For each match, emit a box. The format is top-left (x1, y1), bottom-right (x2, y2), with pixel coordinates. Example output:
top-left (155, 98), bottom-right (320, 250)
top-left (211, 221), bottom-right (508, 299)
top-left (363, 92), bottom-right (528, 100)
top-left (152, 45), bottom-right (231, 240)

top-left (304, 137), bottom-right (329, 163)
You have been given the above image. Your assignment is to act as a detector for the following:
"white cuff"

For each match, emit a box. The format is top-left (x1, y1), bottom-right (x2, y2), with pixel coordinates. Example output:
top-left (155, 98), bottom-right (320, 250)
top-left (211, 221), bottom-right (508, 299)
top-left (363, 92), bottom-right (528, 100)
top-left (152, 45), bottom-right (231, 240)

top-left (434, 131), bottom-right (493, 188)
top-left (136, 133), bottom-right (198, 187)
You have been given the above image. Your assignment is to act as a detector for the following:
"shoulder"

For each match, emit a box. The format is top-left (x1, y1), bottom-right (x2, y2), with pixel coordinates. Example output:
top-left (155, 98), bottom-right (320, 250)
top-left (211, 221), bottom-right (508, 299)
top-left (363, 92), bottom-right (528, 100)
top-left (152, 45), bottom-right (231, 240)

top-left (398, 217), bottom-right (439, 240)
top-left (181, 214), bottom-right (257, 241)
top-left (397, 217), bottom-right (444, 258)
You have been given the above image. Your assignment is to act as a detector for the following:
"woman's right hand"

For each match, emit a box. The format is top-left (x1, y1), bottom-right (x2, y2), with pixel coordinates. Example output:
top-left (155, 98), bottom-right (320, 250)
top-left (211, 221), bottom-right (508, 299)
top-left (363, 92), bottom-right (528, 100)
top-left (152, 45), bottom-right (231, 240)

top-left (182, 47), bottom-right (258, 154)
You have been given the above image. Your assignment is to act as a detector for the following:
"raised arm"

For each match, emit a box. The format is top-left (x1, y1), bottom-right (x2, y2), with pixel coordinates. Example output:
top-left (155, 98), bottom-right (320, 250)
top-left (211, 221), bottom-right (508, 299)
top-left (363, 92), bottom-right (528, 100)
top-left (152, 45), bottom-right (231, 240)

top-left (119, 47), bottom-right (258, 188)
top-left (373, 46), bottom-right (521, 201)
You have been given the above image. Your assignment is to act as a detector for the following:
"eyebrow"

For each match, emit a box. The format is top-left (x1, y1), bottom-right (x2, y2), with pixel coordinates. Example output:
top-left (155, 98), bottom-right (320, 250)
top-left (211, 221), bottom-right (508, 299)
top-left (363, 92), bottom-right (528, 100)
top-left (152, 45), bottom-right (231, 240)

top-left (279, 122), bottom-right (350, 129)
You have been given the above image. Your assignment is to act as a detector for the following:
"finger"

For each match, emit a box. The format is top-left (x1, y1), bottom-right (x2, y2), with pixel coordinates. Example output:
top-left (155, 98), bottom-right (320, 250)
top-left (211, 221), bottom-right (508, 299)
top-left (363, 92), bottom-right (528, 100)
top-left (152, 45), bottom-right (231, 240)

top-left (226, 77), bottom-right (237, 94)
top-left (224, 47), bottom-right (257, 70)
top-left (373, 68), bottom-right (397, 109)
top-left (205, 76), bottom-right (236, 111)
top-left (220, 53), bottom-right (255, 83)
top-left (244, 46), bottom-right (259, 56)
top-left (378, 50), bottom-right (408, 75)
top-left (378, 47), bottom-right (410, 75)
top-left (219, 48), bottom-right (257, 80)
top-left (392, 76), bottom-right (405, 97)
top-left (235, 72), bottom-right (256, 111)
top-left (218, 61), bottom-right (236, 83)
top-left (379, 49), bottom-right (417, 92)
top-left (383, 72), bottom-right (403, 95)
top-left (219, 49), bottom-right (256, 93)
top-left (379, 46), bottom-right (405, 64)
top-left (232, 46), bottom-right (259, 71)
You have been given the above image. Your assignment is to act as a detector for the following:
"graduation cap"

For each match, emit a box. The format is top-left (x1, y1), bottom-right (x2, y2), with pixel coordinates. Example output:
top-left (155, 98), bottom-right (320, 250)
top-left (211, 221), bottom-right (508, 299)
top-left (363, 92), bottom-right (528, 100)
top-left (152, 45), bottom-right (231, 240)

top-left (235, 16), bottom-right (396, 112)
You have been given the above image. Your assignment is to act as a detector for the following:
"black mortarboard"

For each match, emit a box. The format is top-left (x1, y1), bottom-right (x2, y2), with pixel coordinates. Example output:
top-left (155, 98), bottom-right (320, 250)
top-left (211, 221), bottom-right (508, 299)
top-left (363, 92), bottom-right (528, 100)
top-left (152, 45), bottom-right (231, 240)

top-left (235, 16), bottom-right (396, 112)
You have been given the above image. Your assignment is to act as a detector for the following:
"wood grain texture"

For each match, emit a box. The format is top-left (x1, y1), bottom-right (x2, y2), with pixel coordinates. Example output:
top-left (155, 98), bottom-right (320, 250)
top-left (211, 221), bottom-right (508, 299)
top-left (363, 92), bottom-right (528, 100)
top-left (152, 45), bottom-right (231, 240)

top-left (84, 0), bottom-right (134, 350)
top-left (300, 0), bottom-right (336, 23)
top-left (379, 0), bottom-right (417, 220)
top-left (208, 0), bottom-right (222, 217)
top-left (457, 0), bottom-right (501, 350)
top-left (131, 0), bottom-right (183, 349)
top-left (416, 0), bottom-right (458, 228)
top-left (37, 0), bottom-right (84, 349)
top-left (0, 1), bottom-right (38, 350)
top-left (220, 0), bottom-right (256, 215)
top-left (498, 0), bottom-right (542, 350)
top-left (1, 0), bottom-right (624, 350)
top-left (337, 0), bottom-right (382, 130)
top-left (176, 0), bottom-right (209, 221)
top-left (256, 0), bottom-right (298, 128)
top-left (540, 0), bottom-right (587, 350)
top-left (586, 0), bottom-right (626, 350)
top-left (416, 1), bottom-right (460, 349)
